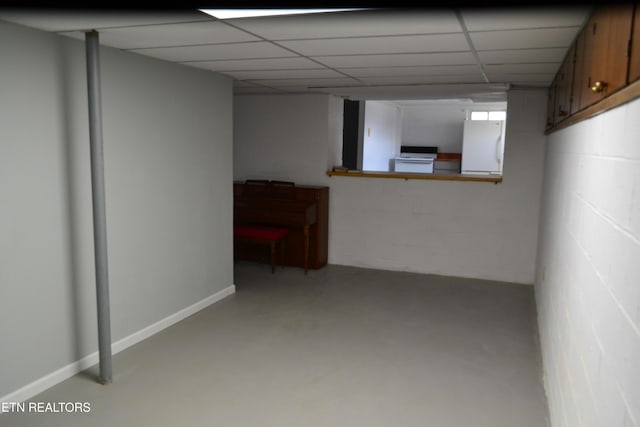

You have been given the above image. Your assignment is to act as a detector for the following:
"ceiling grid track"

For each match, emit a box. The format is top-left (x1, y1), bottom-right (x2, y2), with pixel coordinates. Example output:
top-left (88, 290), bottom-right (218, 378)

top-left (216, 18), bottom-right (366, 86)
top-left (454, 9), bottom-right (490, 84)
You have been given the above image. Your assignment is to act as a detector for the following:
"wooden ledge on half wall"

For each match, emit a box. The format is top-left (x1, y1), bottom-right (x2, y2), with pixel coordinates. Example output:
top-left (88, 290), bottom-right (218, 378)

top-left (326, 169), bottom-right (503, 184)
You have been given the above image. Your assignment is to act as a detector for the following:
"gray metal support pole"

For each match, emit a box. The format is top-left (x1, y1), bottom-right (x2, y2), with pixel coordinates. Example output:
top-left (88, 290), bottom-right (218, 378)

top-left (85, 30), bottom-right (112, 384)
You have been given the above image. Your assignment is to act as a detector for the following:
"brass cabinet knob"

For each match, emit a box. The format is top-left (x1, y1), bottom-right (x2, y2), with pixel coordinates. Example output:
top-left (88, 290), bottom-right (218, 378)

top-left (591, 81), bottom-right (607, 93)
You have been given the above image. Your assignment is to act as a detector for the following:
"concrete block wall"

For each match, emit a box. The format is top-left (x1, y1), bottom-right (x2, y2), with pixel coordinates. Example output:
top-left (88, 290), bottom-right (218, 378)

top-left (535, 98), bottom-right (640, 426)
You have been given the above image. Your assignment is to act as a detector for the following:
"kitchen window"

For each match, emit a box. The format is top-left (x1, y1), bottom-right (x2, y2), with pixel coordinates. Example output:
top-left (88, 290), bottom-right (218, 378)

top-left (471, 111), bottom-right (506, 121)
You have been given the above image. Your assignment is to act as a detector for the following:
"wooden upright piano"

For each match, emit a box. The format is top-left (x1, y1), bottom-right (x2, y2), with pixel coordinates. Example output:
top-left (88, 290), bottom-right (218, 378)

top-left (233, 180), bottom-right (329, 271)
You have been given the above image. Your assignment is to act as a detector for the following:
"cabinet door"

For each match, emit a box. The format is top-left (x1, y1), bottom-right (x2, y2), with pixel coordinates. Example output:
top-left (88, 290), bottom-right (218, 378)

top-left (629, 3), bottom-right (640, 83)
top-left (571, 29), bottom-right (585, 115)
top-left (578, 5), bottom-right (634, 110)
top-left (554, 45), bottom-right (575, 123)
top-left (546, 75), bottom-right (557, 128)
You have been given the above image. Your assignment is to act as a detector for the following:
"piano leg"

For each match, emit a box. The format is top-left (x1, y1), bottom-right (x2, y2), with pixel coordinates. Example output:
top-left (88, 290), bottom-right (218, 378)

top-left (303, 225), bottom-right (310, 275)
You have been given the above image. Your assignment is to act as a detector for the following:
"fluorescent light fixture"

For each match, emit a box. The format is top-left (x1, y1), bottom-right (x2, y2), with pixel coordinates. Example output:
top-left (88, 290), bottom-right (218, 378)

top-left (200, 8), bottom-right (362, 19)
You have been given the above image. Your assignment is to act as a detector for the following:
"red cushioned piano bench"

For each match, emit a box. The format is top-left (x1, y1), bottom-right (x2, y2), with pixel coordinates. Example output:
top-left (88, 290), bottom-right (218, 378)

top-left (233, 225), bottom-right (289, 273)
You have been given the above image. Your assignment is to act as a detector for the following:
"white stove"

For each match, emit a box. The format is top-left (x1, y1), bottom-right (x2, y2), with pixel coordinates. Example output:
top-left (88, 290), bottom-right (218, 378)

top-left (393, 146), bottom-right (438, 173)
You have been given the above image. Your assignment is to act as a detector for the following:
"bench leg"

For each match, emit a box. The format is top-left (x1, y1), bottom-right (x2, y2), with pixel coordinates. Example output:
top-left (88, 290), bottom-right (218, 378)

top-left (233, 230), bottom-right (288, 274)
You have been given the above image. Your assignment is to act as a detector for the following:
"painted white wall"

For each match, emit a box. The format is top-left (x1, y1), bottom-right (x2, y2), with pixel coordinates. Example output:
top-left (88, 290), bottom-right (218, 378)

top-left (362, 101), bottom-right (402, 172)
top-left (401, 104), bottom-right (467, 153)
top-left (0, 21), bottom-right (234, 400)
top-left (535, 98), bottom-right (640, 426)
top-left (233, 89), bottom-right (546, 284)
top-left (233, 93), bottom-right (339, 186)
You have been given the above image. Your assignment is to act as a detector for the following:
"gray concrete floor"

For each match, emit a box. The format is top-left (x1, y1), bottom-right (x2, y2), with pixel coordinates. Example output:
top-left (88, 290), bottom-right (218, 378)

top-left (1, 262), bottom-right (549, 427)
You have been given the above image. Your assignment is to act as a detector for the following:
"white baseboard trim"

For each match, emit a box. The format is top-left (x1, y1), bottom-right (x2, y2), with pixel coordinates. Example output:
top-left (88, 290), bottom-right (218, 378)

top-left (1, 284), bottom-right (236, 405)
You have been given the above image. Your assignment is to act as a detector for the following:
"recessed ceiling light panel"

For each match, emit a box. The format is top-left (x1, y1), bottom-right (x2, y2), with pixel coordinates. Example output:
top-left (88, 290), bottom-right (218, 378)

top-left (199, 9), bottom-right (363, 19)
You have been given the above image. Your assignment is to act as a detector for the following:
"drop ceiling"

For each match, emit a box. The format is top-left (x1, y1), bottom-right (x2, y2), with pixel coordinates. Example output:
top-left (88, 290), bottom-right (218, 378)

top-left (0, 6), bottom-right (592, 100)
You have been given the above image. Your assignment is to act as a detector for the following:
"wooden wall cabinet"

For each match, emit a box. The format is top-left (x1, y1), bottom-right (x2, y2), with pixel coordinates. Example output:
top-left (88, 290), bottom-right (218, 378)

top-left (546, 4), bottom-right (640, 133)
top-left (576, 5), bottom-right (634, 110)
top-left (630, 3), bottom-right (640, 83)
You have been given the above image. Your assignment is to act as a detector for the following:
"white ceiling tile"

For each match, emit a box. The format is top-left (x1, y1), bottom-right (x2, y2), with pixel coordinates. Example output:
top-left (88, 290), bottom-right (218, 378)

top-left (486, 73), bottom-right (555, 84)
top-left (484, 63), bottom-right (560, 75)
top-left (317, 83), bottom-right (509, 101)
top-left (340, 65), bottom-right (482, 78)
top-left (279, 33), bottom-right (469, 56)
top-left (234, 86), bottom-right (287, 94)
top-left (243, 77), bottom-right (361, 87)
top-left (461, 6), bottom-right (590, 31)
top-left (491, 73), bottom-right (555, 81)
top-left (221, 68), bottom-right (345, 80)
top-left (226, 9), bottom-right (461, 40)
top-left (313, 52), bottom-right (477, 68)
top-left (470, 27), bottom-right (580, 50)
top-left (281, 87), bottom-right (340, 93)
top-left (359, 75), bottom-right (486, 85)
top-left (253, 85), bottom-right (335, 94)
top-left (504, 81), bottom-right (550, 87)
top-left (185, 57), bottom-right (323, 72)
top-left (58, 21), bottom-right (259, 50)
top-left (128, 42), bottom-right (296, 62)
top-left (0, 10), bottom-right (211, 32)
top-left (477, 48), bottom-right (568, 64)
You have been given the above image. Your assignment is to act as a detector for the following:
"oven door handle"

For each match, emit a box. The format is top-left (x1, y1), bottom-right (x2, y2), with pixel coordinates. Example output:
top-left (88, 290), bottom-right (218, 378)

top-left (395, 159), bottom-right (433, 164)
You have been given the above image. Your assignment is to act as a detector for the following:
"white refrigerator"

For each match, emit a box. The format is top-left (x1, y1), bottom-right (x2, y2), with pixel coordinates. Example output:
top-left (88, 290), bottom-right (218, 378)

top-left (461, 120), bottom-right (505, 175)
